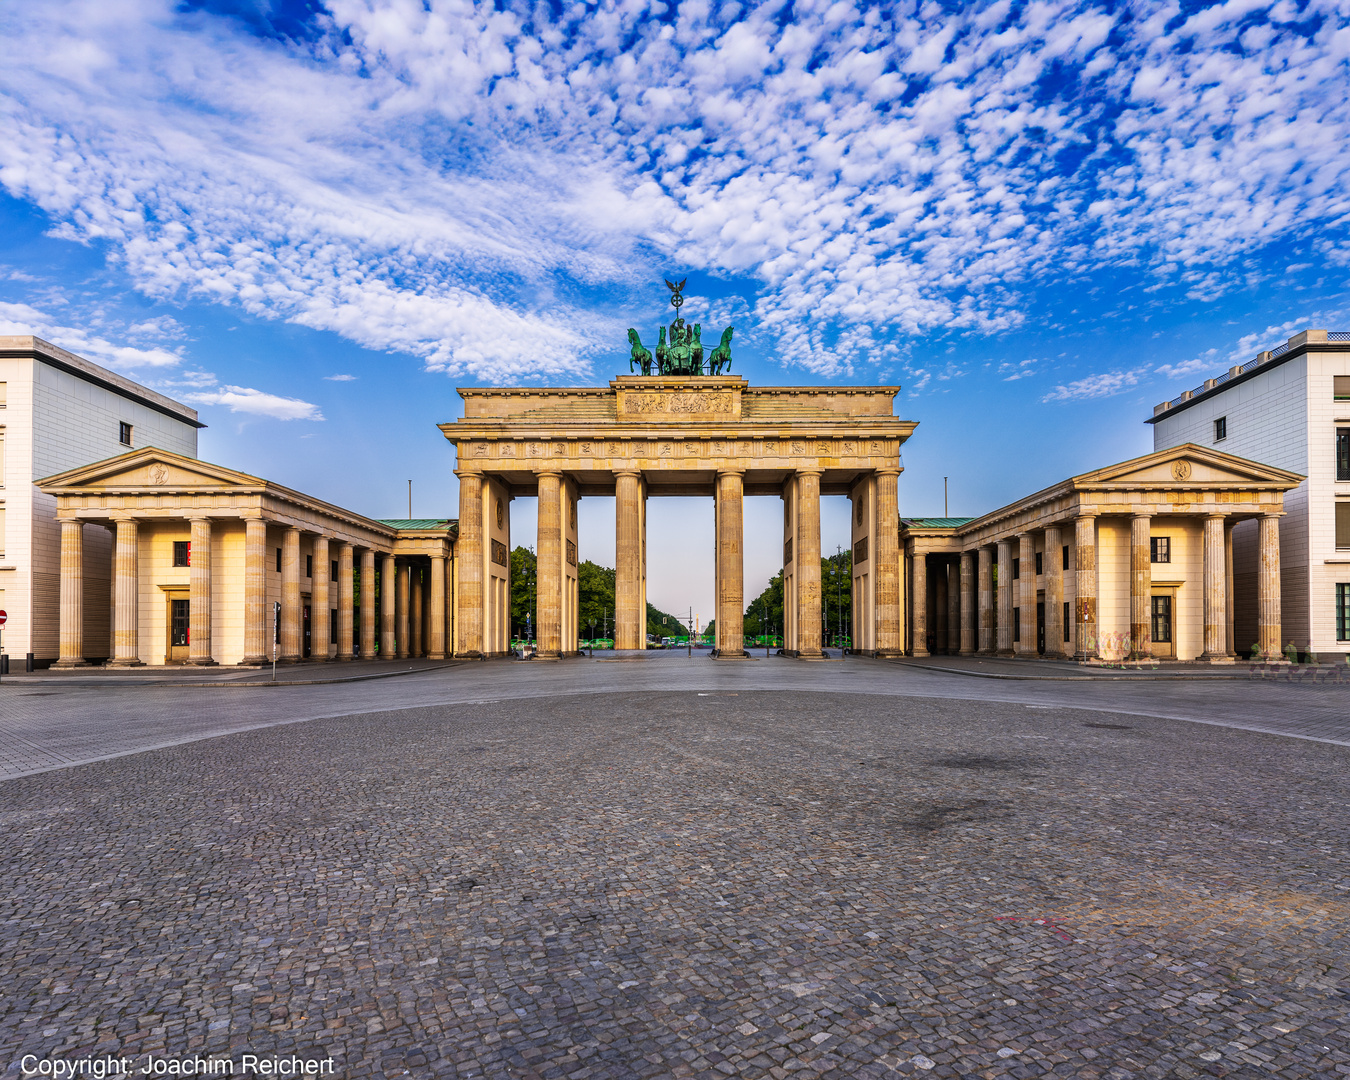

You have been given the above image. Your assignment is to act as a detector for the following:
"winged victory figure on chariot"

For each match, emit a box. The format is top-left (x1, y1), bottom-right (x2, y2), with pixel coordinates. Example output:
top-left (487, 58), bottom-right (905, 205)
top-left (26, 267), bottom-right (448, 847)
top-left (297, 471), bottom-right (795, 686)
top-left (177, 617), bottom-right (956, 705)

top-left (627, 278), bottom-right (734, 376)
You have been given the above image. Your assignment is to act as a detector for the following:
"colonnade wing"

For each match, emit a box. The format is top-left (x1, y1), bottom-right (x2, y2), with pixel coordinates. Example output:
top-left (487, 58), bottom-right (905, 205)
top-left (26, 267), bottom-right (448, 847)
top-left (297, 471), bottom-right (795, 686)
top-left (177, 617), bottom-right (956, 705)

top-left (444, 376), bottom-right (917, 658)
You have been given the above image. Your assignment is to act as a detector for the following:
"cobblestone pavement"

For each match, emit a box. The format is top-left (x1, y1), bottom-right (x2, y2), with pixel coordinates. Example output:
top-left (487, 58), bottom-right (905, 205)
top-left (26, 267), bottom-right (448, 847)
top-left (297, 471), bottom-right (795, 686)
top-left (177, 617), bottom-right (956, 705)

top-left (2, 653), bottom-right (1350, 782)
top-left (2, 683), bottom-right (1349, 1079)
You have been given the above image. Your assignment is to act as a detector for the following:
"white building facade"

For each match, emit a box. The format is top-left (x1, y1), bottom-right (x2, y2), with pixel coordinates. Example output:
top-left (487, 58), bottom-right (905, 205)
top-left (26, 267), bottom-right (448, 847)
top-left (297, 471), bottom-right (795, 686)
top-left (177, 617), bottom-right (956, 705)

top-left (0, 337), bottom-right (202, 664)
top-left (1151, 328), bottom-right (1350, 659)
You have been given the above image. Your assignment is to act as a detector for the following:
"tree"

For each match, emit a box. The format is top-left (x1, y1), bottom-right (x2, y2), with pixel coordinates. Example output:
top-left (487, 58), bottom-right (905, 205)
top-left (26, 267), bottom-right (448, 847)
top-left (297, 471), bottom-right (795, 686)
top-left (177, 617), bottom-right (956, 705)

top-left (578, 560), bottom-right (616, 637)
top-left (744, 572), bottom-right (784, 639)
top-left (703, 618), bottom-right (716, 642)
top-left (647, 603), bottom-right (689, 639)
top-left (821, 550), bottom-right (852, 646)
top-left (510, 546), bottom-right (536, 638)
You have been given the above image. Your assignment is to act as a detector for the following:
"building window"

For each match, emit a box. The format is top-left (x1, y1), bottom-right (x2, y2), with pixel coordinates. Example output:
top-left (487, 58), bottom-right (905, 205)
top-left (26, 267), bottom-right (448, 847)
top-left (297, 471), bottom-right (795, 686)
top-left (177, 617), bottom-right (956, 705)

top-left (1013, 609), bottom-right (1020, 641)
top-left (306, 554), bottom-right (313, 578)
top-left (1151, 537), bottom-right (1170, 563)
top-left (1213, 416), bottom-right (1226, 442)
top-left (1063, 601), bottom-right (1070, 641)
top-left (1034, 552), bottom-right (1043, 576)
top-left (173, 541), bottom-right (190, 567)
top-left (1336, 376), bottom-right (1350, 400)
top-left (1338, 428), bottom-right (1350, 481)
top-left (119, 421), bottom-right (133, 446)
top-left (1337, 503), bottom-right (1350, 550)
top-left (1012, 558), bottom-right (1020, 580)
top-left (1062, 545), bottom-right (1069, 570)
top-left (1338, 584), bottom-right (1350, 641)
top-left (331, 560), bottom-right (338, 581)
top-left (276, 548), bottom-right (282, 572)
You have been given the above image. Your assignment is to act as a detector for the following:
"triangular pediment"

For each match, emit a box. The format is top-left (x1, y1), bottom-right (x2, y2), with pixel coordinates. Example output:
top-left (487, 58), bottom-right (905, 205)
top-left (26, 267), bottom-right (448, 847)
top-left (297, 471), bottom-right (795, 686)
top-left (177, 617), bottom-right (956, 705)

top-left (38, 448), bottom-right (265, 493)
top-left (1073, 444), bottom-right (1304, 489)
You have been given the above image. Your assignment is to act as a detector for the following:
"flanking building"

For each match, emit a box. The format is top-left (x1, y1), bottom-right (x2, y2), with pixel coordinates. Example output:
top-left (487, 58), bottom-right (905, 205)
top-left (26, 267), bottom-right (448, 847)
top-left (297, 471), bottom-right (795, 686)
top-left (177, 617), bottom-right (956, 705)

top-left (0, 336), bottom-right (202, 664)
top-left (901, 445), bottom-right (1303, 662)
top-left (1151, 329), bottom-right (1350, 659)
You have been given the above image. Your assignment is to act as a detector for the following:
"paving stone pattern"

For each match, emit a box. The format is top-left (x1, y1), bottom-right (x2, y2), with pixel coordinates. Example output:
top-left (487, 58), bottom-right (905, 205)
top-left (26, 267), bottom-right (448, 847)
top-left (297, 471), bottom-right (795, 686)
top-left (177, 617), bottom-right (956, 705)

top-left (2, 689), bottom-right (1348, 1079)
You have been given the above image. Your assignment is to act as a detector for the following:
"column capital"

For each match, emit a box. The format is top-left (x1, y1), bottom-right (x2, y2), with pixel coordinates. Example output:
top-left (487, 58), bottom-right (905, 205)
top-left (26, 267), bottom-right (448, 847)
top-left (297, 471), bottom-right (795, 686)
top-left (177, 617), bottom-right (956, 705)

top-left (613, 467), bottom-right (643, 478)
top-left (716, 466), bottom-right (746, 479)
top-left (874, 465), bottom-right (901, 478)
top-left (534, 467), bottom-right (564, 479)
top-left (1261, 510), bottom-right (1286, 520)
top-left (1074, 508), bottom-right (1099, 520)
top-left (1204, 511), bottom-right (1228, 521)
top-left (1131, 511), bottom-right (1152, 521)
top-left (795, 465), bottom-right (824, 477)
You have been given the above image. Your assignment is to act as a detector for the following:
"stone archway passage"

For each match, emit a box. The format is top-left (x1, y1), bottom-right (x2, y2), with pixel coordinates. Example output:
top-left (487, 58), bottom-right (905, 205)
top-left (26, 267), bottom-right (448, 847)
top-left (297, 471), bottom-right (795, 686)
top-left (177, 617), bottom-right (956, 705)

top-left (444, 376), bottom-right (917, 659)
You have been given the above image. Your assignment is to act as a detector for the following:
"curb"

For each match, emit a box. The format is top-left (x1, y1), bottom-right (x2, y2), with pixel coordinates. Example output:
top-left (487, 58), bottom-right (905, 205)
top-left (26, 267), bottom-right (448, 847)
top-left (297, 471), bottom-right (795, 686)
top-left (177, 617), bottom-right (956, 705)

top-left (2, 662), bottom-right (462, 690)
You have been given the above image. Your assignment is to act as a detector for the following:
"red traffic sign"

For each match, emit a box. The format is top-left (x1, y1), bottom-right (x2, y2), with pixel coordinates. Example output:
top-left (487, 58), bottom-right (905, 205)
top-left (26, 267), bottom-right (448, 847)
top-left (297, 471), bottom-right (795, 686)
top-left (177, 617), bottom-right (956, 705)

top-left (0, 610), bottom-right (7, 626)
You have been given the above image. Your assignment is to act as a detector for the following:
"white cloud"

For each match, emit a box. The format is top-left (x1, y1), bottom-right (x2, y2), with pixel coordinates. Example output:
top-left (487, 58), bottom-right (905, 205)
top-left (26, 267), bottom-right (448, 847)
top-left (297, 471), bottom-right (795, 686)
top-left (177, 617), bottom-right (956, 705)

top-left (324, 374), bottom-right (357, 381)
top-left (1042, 371), bottom-right (1140, 403)
top-left (0, 301), bottom-right (183, 369)
top-left (184, 385), bottom-right (324, 421)
top-left (0, 0), bottom-right (1347, 380)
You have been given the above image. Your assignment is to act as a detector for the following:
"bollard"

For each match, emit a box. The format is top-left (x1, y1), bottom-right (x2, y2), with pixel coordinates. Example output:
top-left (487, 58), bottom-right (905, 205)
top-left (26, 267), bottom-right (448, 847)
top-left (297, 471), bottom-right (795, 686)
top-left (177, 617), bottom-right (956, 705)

top-left (26, 652), bottom-right (33, 672)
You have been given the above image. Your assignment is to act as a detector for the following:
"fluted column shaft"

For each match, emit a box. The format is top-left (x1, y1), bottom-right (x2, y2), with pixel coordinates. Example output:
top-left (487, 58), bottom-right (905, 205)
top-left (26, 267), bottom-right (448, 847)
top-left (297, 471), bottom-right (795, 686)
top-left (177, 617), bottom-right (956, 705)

top-left (874, 468), bottom-right (902, 655)
top-left (360, 549), bottom-right (377, 659)
top-left (1016, 532), bottom-right (1036, 657)
top-left (536, 470), bottom-right (563, 657)
top-left (976, 546), bottom-right (994, 654)
top-left (57, 519), bottom-right (86, 666)
top-left (715, 469), bottom-right (745, 657)
top-left (1258, 514), bottom-right (1282, 659)
top-left (1073, 514), bottom-right (1097, 660)
top-left (381, 554), bottom-right (396, 658)
top-left (996, 540), bottom-right (1013, 656)
top-left (1224, 522), bottom-right (1235, 656)
top-left (243, 517), bottom-right (268, 664)
top-left (411, 565), bottom-right (424, 657)
top-left (944, 560), bottom-right (958, 654)
top-left (189, 517), bottom-right (215, 664)
top-left (1202, 514), bottom-right (1227, 660)
top-left (911, 550), bottom-right (928, 657)
top-left (1043, 525), bottom-right (1063, 659)
top-left (428, 555), bottom-right (447, 659)
top-left (1130, 514), bottom-right (1152, 658)
top-left (110, 518), bottom-right (141, 666)
top-left (455, 471), bottom-right (484, 656)
top-left (795, 469), bottom-right (823, 656)
top-left (959, 551), bottom-right (975, 655)
top-left (396, 563), bottom-right (410, 658)
top-left (281, 527), bottom-right (302, 662)
top-left (312, 536), bottom-right (330, 660)
top-left (337, 542), bottom-right (354, 660)
top-left (615, 470), bottom-right (645, 650)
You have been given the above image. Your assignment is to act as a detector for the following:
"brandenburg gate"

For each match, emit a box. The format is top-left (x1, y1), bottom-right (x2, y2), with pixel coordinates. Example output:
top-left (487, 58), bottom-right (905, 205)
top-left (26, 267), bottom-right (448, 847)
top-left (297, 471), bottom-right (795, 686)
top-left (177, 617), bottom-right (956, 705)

top-left (443, 375), bottom-right (916, 659)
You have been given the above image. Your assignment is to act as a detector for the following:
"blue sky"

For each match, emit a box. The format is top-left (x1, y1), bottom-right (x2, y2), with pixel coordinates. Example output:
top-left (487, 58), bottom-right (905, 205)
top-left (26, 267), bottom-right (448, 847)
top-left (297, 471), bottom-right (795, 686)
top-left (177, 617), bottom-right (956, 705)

top-left (3, 0), bottom-right (1349, 623)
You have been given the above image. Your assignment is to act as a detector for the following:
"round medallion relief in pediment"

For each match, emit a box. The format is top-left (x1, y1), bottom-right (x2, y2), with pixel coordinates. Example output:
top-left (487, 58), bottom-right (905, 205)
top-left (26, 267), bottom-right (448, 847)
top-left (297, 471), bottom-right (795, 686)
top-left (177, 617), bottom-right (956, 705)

top-left (1171, 460), bottom-right (1192, 481)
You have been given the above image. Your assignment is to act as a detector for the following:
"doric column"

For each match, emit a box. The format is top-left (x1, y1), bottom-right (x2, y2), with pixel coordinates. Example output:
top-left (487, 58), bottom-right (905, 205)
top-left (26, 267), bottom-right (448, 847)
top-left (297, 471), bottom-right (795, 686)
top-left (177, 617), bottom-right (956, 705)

top-left (873, 467), bottom-right (902, 656)
top-left (56, 519), bottom-right (86, 667)
top-left (311, 536), bottom-right (330, 660)
top-left (428, 554), bottom-right (447, 659)
top-left (1258, 513), bottom-right (1282, 660)
top-left (410, 564), bottom-right (424, 657)
top-left (614, 469), bottom-right (646, 650)
top-left (976, 546), bottom-right (994, 655)
top-left (381, 553), bottom-right (396, 659)
top-left (455, 470), bottom-right (484, 657)
top-left (959, 551), bottom-right (975, 656)
top-left (1130, 514), bottom-right (1152, 658)
top-left (337, 542), bottom-right (354, 660)
top-left (536, 470), bottom-right (563, 658)
top-left (1200, 514), bottom-right (1228, 661)
top-left (996, 540), bottom-right (1013, 656)
top-left (1043, 525), bottom-right (1063, 659)
top-left (1016, 532), bottom-right (1036, 657)
top-left (243, 516), bottom-right (268, 664)
top-left (109, 518), bottom-right (141, 666)
top-left (794, 468), bottom-right (824, 657)
top-left (396, 562), bottom-right (410, 658)
top-left (1224, 521), bottom-right (1235, 656)
top-left (188, 517), bottom-right (215, 665)
top-left (943, 559), bottom-right (958, 654)
top-left (910, 550), bottom-right (928, 657)
top-left (280, 527), bottom-right (302, 662)
top-left (715, 468), bottom-right (746, 657)
top-left (1073, 513), bottom-right (1098, 660)
top-left (360, 549), bottom-right (377, 659)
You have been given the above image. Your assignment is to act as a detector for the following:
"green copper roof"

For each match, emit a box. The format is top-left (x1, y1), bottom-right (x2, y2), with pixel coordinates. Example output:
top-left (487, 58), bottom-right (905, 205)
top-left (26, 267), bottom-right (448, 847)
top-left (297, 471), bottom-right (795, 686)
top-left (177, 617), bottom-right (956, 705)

top-left (377, 519), bottom-right (456, 530)
top-left (901, 517), bottom-right (975, 528)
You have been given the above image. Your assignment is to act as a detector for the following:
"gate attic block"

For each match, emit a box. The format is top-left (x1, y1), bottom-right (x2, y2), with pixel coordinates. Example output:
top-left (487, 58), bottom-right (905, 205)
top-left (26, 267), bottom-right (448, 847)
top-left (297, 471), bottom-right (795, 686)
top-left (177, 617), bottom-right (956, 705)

top-left (443, 376), bottom-right (916, 658)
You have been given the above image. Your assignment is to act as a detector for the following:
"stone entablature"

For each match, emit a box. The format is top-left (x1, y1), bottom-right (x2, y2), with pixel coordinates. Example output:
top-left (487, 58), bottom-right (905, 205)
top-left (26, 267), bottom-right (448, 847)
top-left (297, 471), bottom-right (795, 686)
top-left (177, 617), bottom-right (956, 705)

top-left (444, 376), bottom-right (916, 660)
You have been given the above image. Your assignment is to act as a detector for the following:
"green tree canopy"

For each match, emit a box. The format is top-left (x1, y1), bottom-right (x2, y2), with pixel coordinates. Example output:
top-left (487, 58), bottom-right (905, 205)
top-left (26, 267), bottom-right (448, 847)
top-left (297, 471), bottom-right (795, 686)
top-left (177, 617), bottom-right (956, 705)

top-left (744, 554), bottom-right (853, 644)
top-left (578, 560), bottom-right (616, 636)
top-left (510, 546), bottom-right (536, 638)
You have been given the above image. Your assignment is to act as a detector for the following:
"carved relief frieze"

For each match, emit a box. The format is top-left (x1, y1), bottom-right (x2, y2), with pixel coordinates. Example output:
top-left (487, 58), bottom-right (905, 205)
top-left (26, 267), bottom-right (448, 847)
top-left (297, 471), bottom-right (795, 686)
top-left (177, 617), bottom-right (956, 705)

top-left (490, 539), bottom-right (509, 567)
top-left (854, 537), bottom-right (869, 565)
top-left (566, 539), bottom-right (577, 566)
